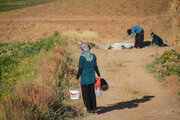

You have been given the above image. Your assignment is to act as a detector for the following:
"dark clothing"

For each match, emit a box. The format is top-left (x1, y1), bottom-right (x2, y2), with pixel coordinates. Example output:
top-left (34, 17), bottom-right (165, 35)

top-left (143, 41), bottom-right (152, 46)
top-left (76, 66), bottom-right (100, 80)
top-left (94, 66), bottom-right (100, 77)
top-left (135, 30), bottom-right (144, 48)
top-left (152, 35), bottom-right (164, 46)
top-left (76, 68), bottom-right (83, 80)
top-left (81, 84), bottom-right (97, 111)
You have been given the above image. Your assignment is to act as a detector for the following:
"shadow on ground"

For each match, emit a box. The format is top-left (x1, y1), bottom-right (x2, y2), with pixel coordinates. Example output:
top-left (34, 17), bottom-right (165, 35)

top-left (97, 96), bottom-right (155, 114)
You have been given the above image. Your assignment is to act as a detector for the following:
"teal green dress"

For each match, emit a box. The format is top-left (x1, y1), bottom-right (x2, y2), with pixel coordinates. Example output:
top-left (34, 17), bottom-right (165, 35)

top-left (78, 54), bottom-right (97, 85)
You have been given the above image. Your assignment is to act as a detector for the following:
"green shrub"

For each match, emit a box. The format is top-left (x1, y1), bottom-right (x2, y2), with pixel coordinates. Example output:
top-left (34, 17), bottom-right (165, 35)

top-left (160, 49), bottom-right (177, 63)
top-left (147, 49), bottom-right (180, 80)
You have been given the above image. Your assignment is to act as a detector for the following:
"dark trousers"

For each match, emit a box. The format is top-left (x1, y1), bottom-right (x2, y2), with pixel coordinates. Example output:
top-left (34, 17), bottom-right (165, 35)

top-left (135, 30), bottom-right (144, 48)
top-left (81, 84), bottom-right (96, 111)
top-left (157, 39), bottom-right (163, 46)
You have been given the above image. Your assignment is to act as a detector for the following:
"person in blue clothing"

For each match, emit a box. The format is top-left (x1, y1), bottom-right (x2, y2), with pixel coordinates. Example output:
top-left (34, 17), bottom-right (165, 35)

top-left (127, 26), bottom-right (144, 48)
top-left (75, 43), bottom-right (100, 114)
top-left (150, 32), bottom-right (164, 46)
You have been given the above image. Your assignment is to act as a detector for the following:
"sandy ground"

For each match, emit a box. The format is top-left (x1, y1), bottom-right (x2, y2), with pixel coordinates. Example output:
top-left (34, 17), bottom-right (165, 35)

top-left (72, 46), bottom-right (180, 120)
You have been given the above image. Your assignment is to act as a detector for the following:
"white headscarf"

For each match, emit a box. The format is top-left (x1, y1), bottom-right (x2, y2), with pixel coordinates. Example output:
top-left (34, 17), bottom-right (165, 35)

top-left (79, 43), bottom-right (93, 62)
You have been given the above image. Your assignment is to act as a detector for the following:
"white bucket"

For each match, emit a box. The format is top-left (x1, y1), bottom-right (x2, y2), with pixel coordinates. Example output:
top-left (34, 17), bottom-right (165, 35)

top-left (95, 87), bottom-right (102, 96)
top-left (69, 89), bottom-right (80, 100)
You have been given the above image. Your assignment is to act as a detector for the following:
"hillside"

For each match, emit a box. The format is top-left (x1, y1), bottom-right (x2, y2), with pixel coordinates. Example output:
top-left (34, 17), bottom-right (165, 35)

top-left (39, 0), bottom-right (172, 16)
top-left (0, 0), bottom-right (174, 44)
top-left (0, 0), bottom-right (173, 16)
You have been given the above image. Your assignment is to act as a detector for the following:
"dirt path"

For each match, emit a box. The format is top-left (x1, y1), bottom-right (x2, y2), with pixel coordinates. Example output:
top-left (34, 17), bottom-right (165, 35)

top-left (80, 47), bottom-right (180, 120)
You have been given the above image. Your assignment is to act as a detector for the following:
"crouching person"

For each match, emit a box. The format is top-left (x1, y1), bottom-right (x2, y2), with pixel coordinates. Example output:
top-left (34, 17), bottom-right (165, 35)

top-left (150, 32), bottom-right (164, 46)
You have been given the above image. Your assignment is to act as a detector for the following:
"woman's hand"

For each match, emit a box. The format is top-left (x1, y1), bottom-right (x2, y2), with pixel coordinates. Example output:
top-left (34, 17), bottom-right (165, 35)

top-left (74, 79), bottom-right (79, 85)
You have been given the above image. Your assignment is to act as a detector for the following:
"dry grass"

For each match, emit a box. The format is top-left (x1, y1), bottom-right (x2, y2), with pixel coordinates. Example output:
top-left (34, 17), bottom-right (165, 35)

top-left (3, 82), bottom-right (57, 120)
top-left (37, 47), bottom-right (66, 86)
top-left (62, 31), bottom-right (81, 43)
top-left (169, 0), bottom-right (178, 40)
top-left (118, 80), bottom-right (140, 95)
top-left (170, 0), bottom-right (180, 53)
top-left (62, 30), bottom-right (100, 44)
top-left (81, 31), bottom-right (100, 42)
top-left (15, 82), bottom-right (56, 105)
top-left (2, 76), bottom-right (58, 120)
top-left (102, 61), bottom-right (123, 68)
top-left (0, 103), bottom-right (6, 120)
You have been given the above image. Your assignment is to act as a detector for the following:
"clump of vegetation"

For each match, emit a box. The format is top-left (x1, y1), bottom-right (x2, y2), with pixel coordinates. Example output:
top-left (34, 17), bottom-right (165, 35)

top-left (0, 32), bottom-right (82, 120)
top-left (147, 49), bottom-right (180, 80)
top-left (0, 31), bottom-right (64, 98)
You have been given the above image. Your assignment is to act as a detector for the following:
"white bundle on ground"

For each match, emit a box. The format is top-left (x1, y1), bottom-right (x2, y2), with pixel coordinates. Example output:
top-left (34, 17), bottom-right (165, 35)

top-left (99, 45), bottom-right (111, 49)
top-left (111, 41), bottom-right (134, 50)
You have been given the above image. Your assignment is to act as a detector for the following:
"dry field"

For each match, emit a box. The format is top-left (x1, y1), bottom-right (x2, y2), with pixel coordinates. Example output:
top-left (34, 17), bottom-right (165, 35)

top-left (0, 0), bottom-right (174, 44)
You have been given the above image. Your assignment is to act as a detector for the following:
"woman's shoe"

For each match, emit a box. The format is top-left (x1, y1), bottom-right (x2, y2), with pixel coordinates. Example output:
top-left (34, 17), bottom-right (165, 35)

top-left (92, 110), bottom-right (97, 114)
top-left (87, 110), bottom-right (93, 114)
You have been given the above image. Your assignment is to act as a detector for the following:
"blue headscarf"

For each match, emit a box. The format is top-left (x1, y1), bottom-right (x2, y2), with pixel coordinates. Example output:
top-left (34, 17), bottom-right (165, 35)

top-left (80, 43), bottom-right (93, 62)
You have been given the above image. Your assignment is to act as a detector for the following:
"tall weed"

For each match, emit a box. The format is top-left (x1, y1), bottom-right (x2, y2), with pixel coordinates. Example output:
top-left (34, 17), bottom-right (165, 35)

top-left (0, 32), bottom-right (82, 120)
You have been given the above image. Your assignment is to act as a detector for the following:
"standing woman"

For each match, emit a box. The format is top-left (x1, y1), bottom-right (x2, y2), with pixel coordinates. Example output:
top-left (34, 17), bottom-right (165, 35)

top-left (127, 26), bottom-right (144, 48)
top-left (75, 43), bottom-right (100, 114)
